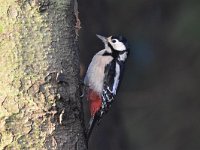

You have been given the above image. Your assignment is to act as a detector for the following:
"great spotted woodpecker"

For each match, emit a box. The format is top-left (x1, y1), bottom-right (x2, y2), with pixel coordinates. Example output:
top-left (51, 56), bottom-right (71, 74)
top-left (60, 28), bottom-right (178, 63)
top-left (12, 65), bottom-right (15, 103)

top-left (84, 34), bottom-right (129, 139)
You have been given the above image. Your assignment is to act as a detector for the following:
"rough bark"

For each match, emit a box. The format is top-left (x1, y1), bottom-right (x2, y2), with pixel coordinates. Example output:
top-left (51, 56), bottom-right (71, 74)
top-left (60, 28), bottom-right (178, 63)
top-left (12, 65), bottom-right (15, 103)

top-left (0, 0), bottom-right (86, 149)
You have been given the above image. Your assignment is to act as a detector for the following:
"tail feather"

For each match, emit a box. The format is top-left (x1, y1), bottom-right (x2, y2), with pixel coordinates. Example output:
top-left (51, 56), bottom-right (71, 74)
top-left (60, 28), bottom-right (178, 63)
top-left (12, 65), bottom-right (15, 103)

top-left (86, 114), bottom-right (98, 140)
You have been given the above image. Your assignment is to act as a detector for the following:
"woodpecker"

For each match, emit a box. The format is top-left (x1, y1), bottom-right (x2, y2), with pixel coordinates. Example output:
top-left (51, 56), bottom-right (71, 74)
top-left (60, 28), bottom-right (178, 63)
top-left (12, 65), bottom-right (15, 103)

top-left (84, 34), bottom-right (129, 139)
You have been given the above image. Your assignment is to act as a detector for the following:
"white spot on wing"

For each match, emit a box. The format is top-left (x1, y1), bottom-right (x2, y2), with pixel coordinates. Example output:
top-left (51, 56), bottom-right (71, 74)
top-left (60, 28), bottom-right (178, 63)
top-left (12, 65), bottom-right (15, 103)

top-left (112, 63), bottom-right (120, 95)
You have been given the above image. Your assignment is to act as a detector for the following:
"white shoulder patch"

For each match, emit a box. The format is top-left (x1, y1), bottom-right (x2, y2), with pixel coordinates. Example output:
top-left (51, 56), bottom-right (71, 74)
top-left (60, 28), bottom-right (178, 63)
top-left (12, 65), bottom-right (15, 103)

top-left (118, 52), bottom-right (128, 61)
top-left (112, 63), bottom-right (120, 95)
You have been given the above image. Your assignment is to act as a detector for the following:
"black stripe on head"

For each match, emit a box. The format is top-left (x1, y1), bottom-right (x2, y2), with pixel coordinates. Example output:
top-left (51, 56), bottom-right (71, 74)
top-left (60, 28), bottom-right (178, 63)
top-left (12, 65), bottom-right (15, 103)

top-left (111, 35), bottom-right (127, 43)
top-left (103, 51), bottom-right (112, 56)
top-left (107, 42), bottom-right (118, 59)
top-left (108, 41), bottom-right (128, 53)
top-left (108, 42), bottom-right (115, 51)
top-left (111, 35), bottom-right (129, 50)
top-left (107, 42), bottom-right (129, 59)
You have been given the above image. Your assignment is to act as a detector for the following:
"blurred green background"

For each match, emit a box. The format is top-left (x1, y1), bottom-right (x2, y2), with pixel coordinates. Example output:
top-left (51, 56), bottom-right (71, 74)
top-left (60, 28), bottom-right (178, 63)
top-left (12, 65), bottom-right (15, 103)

top-left (79, 0), bottom-right (200, 150)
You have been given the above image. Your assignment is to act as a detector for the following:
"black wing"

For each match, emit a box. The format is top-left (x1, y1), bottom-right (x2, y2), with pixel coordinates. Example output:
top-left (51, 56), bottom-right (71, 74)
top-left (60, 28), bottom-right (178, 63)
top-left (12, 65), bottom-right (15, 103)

top-left (101, 60), bottom-right (125, 111)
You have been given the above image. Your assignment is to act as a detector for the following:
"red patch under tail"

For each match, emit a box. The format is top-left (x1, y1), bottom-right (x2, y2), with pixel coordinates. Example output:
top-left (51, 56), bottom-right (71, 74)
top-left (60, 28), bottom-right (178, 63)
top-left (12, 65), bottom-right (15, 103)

top-left (87, 89), bottom-right (102, 116)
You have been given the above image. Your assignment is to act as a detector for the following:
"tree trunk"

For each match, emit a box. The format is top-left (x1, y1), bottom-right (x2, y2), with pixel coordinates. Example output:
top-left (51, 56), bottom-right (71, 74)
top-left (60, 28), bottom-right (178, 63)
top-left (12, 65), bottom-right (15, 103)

top-left (0, 0), bottom-right (86, 149)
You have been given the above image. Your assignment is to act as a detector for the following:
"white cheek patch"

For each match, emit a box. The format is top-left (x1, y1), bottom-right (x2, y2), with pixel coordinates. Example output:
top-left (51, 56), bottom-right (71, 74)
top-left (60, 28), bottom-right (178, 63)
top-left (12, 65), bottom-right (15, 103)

top-left (113, 42), bottom-right (126, 51)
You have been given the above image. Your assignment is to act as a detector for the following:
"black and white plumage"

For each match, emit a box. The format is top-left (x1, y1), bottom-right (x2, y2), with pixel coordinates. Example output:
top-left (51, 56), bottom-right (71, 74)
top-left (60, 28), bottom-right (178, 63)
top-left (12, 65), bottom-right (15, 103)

top-left (84, 34), bottom-right (129, 140)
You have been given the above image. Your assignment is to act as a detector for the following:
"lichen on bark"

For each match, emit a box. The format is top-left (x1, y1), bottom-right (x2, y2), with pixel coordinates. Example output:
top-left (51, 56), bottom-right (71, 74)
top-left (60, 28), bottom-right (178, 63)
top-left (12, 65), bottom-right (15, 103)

top-left (0, 0), bottom-right (86, 149)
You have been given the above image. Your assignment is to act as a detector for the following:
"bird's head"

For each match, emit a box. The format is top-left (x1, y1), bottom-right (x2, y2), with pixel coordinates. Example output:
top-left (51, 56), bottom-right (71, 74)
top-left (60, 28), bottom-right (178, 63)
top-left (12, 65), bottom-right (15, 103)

top-left (96, 34), bottom-right (129, 52)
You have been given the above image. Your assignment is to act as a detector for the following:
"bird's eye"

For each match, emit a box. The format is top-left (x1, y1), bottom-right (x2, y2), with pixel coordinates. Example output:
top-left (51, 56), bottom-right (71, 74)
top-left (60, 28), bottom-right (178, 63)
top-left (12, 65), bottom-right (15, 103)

top-left (112, 39), bottom-right (117, 43)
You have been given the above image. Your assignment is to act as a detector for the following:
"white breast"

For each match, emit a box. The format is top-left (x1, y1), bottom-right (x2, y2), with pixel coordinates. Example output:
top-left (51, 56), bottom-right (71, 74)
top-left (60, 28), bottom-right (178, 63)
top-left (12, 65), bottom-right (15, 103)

top-left (84, 50), bottom-right (113, 94)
